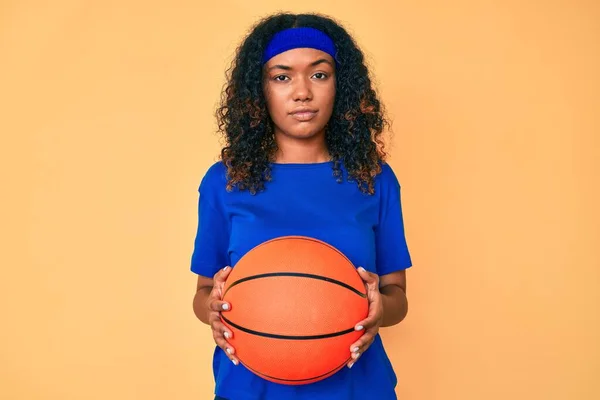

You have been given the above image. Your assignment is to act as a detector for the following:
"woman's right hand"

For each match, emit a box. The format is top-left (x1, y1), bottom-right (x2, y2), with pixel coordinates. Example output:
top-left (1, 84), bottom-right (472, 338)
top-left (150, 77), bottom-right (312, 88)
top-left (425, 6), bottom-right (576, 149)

top-left (206, 266), bottom-right (238, 365)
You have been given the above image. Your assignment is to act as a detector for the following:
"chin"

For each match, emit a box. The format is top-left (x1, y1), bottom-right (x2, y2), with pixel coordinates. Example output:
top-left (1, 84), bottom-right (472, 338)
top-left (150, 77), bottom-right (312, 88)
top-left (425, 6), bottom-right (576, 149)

top-left (284, 126), bottom-right (326, 139)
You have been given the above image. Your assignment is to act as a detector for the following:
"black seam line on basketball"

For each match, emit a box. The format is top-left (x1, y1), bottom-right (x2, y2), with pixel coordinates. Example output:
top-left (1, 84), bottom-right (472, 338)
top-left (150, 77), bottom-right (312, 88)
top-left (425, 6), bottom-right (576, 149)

top-left (221, 315), bottom-right (357, 340)
top-left (241, 356), bottom-right (352, 383)
top-left (223, 272), bottom-right (367, 298)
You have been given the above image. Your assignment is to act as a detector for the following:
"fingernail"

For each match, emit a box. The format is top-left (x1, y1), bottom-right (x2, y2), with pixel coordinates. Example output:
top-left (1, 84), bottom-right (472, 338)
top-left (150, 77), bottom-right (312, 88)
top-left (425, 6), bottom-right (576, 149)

top-left (232, 359), bottom-right (238, 366)
top-left (348, 362), bottom-right (354, 369)
top-left (226, 348), bottom-right (232, 355)
top-left (352, 347), bottom-right (359, 353)
top-left (358, 267), bottom-right (366, 272)
top-left (222, 303), bottom-right (230, 311)
top-left (224, 332), bottom-right (230, 339)
top-left (356, 325), bottom-right (364, 331)
top-left (223, 266), bottom-right (230, 271)
top-left (352, 352), bottom-right (360, 359)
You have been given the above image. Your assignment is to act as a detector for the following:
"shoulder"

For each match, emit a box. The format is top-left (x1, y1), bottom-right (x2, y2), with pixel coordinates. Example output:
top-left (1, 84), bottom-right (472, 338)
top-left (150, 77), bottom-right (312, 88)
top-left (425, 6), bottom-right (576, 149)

top-left (375, 162), bottom-right (401, 190)
top-left (199, 161), bottom-right (228, 195)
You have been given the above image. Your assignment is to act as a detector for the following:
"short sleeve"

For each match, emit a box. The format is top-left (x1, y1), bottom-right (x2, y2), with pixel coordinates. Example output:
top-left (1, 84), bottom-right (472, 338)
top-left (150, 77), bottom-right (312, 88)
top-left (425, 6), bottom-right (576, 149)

top-left (190, 164), bottom-right (230, 278)
top-left (375, 164), bottom-right (412, 275)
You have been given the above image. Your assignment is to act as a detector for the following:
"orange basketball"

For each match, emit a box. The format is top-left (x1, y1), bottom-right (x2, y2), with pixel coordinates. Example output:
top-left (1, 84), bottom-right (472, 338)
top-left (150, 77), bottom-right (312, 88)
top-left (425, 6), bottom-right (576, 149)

top-left (221, 235), bottom-right (368, 385)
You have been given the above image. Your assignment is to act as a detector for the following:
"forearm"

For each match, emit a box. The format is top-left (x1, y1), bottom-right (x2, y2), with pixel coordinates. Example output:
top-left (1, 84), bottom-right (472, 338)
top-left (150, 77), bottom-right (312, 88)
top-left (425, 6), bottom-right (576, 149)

top-left (380, 284), bottom-right (408, 327)
top-left (193, 286), bottom-right (212, 325)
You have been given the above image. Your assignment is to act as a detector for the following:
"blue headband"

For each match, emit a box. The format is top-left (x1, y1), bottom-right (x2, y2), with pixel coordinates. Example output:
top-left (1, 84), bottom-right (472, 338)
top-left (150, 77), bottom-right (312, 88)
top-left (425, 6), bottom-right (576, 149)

top-left (262, 27), bottom-right (338, 65)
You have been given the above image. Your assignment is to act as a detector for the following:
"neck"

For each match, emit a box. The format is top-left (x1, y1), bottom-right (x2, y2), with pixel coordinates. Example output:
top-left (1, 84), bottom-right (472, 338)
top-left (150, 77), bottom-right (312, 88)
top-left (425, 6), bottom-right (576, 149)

top-left (273, 132), bottom-right (330, 164)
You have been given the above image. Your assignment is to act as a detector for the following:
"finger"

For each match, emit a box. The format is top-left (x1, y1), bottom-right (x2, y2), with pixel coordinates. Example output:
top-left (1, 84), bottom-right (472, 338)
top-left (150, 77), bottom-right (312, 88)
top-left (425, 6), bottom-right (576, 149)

top-left (354, 301), bottom-right (381, 330)
top-left (214, 335), bottom-right (239, 365)
top-left (349, 333), bottom-right (375, 355)
top-left (211, 320), bottom-right (233, 340)
top-left (223, 329), bottom-right (233, 340)
top-left (355, 291), bottom-right (383, 331)
top-left (354, 312), bottom-right (379, 331)
top-left (208, 311), bottom-right (221, 324)
top-left (354, 317), bottom-right (372, 331)
top-left (209, 299), bottom-right (231, 312)
top-left (213, 333), bottom-right (234, 351)
top-left (350, 336), bottom-right (375, 356)
top-left (356, 266), bottom-right (378, 285)
top-left (347, 354), bottom-right (360, 369)
top-left (213, 265), bottom-right (232, 283)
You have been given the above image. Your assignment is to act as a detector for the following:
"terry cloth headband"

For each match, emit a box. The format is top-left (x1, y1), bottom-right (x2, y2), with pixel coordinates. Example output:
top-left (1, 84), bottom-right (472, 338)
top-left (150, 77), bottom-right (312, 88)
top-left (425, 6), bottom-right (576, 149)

top-left (262, 27), bottom-right (338, 65)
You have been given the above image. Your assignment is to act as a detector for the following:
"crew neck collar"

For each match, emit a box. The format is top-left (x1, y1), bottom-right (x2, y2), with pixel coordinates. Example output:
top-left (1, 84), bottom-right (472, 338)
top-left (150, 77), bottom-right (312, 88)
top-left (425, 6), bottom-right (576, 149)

top-left (270, 160), bottom-right (334, 168)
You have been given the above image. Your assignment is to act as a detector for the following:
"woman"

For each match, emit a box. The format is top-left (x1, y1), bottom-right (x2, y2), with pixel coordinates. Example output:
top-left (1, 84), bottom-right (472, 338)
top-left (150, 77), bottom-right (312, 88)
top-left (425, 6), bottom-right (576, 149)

top-left (191, 12), bottom-right (412, 400)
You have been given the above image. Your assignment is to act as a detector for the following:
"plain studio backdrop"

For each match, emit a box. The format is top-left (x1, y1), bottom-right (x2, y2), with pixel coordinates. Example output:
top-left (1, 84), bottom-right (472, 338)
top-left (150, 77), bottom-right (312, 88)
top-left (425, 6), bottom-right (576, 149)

top-left (1, 1), bottom-right (598, 399)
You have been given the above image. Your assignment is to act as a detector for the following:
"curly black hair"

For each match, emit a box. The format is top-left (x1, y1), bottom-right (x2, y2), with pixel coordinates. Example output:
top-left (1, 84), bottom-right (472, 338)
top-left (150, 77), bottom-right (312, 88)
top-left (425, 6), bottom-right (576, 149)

top-left (216, 12), bottom-right (391, 195)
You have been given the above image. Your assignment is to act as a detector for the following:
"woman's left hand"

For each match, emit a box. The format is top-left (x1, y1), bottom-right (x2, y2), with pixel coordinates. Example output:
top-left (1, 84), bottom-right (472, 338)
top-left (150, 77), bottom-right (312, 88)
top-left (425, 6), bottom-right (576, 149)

top-left (347, 267), bottom-right (384, 368)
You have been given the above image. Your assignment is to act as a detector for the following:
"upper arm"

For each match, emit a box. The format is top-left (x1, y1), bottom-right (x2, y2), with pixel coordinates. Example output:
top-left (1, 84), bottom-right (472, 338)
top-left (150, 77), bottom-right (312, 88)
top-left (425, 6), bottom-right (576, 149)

top-left (196, 274), bottom-right (214, 291)
top-left (190, 163), bottom-right (231, 278)
top-left (375, 164), bottom-right (412, 276)
top-left (379, 270), bottom-right (407, 293)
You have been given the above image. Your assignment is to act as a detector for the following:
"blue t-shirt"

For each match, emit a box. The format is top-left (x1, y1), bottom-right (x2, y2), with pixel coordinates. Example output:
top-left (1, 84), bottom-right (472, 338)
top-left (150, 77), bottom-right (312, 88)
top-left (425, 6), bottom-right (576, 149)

top-left (190, 160), bottom-right (412, 400)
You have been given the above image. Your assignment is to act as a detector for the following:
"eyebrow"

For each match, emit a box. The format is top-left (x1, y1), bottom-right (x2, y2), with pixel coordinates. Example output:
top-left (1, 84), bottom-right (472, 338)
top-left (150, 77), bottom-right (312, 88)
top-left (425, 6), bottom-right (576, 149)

top-left (267, 58), bottom-right (334, 71)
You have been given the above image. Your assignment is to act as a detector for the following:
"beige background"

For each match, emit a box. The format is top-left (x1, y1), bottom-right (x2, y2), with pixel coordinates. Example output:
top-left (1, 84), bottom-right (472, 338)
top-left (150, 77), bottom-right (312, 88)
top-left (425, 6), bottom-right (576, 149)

top-left (1, 0), bottom-right (599, 399)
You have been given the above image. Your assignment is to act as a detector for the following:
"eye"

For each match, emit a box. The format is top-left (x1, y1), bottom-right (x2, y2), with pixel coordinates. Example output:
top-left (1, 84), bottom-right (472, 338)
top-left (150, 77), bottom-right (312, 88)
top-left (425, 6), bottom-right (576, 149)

top-left (273, 75), bottom-right (289, 82)
top-left (313, 72), bottom-right (328, 80)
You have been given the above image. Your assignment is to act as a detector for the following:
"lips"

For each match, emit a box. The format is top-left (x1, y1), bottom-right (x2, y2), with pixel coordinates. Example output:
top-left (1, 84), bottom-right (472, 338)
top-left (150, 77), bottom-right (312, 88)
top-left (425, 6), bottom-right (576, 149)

top-left (290, 109), bottom-right (318, 122)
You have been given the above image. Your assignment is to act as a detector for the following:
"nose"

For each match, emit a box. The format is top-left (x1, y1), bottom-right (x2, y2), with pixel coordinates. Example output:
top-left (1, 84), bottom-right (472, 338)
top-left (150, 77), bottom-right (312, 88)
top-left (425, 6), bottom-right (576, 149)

top-left (292, 76), bottom-right (312, 102)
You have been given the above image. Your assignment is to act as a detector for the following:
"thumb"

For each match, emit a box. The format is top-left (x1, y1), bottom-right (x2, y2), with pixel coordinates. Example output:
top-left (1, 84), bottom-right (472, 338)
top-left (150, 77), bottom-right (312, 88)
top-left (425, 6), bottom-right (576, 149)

top-left (357, 266), bottom-right (377, 284)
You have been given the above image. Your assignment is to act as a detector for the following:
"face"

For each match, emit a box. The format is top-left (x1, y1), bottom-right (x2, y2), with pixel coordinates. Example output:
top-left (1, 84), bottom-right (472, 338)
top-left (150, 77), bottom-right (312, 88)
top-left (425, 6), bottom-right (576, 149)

top-left (263, 48), bottom-right (336, 141)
